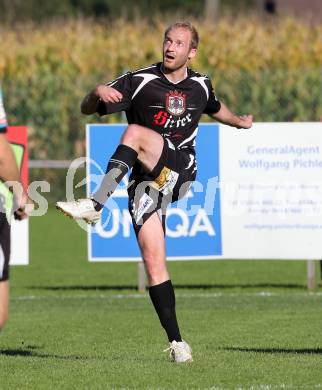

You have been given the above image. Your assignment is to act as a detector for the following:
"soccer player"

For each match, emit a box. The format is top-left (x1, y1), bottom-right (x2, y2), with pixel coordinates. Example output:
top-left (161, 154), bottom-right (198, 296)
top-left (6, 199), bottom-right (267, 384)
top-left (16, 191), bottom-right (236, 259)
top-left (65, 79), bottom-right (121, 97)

top-left (0, 86), bottom-right (31, 331)
top-left (57, 22), bottom-right (252, 362)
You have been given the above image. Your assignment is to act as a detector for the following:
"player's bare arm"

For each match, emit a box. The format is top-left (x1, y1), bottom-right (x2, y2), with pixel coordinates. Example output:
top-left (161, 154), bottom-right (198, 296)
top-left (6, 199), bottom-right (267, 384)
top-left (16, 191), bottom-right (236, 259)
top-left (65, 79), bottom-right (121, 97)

top-left (0, 134), bottom-right (33, 219)
top-left (210, 102), bottom-right (253, 129)
top-left (81, 85), bottom-right (123, 115)
top-left (0, 134), bottom-right (21, 183)
top-left (13, 191), bottom-right (34, 220)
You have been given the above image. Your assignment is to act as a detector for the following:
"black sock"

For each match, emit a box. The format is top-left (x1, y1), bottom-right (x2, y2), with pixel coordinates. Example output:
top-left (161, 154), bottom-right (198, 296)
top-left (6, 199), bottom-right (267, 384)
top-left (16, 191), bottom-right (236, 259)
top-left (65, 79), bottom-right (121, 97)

top-left (92, 144), bottom-right (138, 210)
top-left (149, 280), bottom-right (182, 342)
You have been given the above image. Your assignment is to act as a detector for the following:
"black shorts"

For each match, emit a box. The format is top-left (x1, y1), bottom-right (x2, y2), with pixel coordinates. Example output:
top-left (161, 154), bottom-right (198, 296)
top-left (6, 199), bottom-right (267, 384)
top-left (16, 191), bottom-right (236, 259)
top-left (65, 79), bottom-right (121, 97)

top-left (0, 213), bottom-right (10, 282)
top-left (128, 138), bottom-right (197, 235)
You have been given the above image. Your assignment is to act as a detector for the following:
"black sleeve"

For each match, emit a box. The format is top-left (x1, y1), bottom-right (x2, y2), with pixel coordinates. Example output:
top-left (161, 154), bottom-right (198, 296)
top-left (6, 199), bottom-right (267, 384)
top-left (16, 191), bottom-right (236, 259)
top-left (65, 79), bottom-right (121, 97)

top-left (97, 72), bottom-right (132, 116)
top-left (203, 79), bottom-right (221, 115)
top-left (0, 126), bottom-right (7, 133)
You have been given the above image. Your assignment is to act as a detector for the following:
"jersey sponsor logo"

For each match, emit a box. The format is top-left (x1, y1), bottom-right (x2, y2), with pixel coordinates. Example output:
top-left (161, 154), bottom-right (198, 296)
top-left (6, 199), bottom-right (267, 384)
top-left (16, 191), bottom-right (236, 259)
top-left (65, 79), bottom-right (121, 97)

top-left (153, 111), bottom-right (168, 126)
top-left (153, 110), bottom-right (192, 129)
top-left (166, 90), bottom-right (186, 116)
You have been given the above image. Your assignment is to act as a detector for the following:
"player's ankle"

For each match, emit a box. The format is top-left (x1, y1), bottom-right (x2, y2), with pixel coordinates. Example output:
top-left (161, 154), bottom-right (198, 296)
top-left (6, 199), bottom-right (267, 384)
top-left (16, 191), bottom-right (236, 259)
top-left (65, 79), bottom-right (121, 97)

top-left (92, 199), bottom-right (103, 211)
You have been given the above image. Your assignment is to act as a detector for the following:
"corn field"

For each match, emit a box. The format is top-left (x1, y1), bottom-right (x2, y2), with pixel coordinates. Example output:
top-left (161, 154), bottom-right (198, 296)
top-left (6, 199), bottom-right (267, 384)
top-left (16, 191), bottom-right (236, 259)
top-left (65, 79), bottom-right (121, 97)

top-left (0, 16), bottom-right (321, 160)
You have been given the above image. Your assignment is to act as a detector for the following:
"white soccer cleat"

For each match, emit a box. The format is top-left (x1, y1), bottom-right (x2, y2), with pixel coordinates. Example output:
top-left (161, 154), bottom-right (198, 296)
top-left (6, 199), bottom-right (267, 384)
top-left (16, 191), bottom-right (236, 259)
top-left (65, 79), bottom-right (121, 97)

top-left (164, 340), bottom-right (193, 363)
top-left (56, 198), bottom-right (102, 225)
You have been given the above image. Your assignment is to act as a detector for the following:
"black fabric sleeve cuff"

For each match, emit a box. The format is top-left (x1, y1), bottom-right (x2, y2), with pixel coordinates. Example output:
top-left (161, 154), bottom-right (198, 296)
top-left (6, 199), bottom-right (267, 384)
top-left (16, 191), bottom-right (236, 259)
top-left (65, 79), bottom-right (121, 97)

top-left (204, 100), bottom-right (221, 115)
top-left (96, 100), bottom-right (107, 116)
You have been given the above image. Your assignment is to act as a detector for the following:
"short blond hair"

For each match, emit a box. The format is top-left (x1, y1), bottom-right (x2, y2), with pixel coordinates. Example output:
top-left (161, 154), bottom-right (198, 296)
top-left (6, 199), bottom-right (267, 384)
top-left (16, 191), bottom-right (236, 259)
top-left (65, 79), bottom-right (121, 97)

top-left (164, 22), bottom-right (199, 49)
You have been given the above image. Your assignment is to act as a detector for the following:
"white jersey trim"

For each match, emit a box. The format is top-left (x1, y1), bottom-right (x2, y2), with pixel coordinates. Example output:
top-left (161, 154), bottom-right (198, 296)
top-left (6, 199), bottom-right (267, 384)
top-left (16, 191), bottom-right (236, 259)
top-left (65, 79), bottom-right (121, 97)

top-left (191, 76), bottom-right (209, 100)
top-left (132, 73), bottom-right (160, 100)
top-left (133, 64), bottom-right (157, 73)
top-left (107, 65), bottom-right (158, 88)
top-left (107, 72), bottom-right (129, 87)
top-left (160, 68), bottom-right (188, 85)
top-left (177, 127), bottom-right (198, 149)
top-left (185, 154), bottom-right (195, 170)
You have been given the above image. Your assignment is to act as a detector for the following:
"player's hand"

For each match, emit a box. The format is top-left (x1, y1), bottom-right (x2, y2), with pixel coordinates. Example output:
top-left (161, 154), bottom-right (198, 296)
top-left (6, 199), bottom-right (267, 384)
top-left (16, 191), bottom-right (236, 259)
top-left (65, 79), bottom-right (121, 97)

top-left (95, 85), bottom-right (123, 103)
top-left (236, 115), bottom-right (253, 129)
top-left (14, 192), bottom-right (34, 220)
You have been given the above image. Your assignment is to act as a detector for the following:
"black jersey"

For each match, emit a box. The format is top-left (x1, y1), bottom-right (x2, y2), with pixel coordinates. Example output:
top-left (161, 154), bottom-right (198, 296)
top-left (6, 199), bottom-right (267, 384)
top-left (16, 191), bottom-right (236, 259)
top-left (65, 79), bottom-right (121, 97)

top-left (97, 63), bottom-right (221, 155)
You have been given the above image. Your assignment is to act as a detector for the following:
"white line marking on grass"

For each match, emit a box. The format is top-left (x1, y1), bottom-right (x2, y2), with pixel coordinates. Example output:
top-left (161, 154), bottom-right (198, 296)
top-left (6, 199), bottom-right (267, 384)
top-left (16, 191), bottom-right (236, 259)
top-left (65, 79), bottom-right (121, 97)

top-left (11, 292), bottom-right (270, 301)
top-left (143, 385), bottom-right (322, 390)
top-left (204, 385), bottom-right (322, 390)
top-left (176, 384), bottom-right (322, 390)
top-left (11, 291), bottom-right (322, 301)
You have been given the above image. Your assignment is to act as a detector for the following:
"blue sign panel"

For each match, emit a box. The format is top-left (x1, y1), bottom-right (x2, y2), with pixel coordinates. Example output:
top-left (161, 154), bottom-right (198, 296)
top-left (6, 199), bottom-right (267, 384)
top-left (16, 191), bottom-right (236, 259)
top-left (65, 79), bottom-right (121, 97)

top-left (87, 123), bottom-right (222, 261)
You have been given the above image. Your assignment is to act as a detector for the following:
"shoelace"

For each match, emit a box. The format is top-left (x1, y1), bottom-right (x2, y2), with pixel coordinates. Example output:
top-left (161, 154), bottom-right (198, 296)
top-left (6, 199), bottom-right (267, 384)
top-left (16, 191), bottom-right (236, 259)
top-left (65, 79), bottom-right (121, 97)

top-left (163, 343), bottom-right (182, 356)
top-left (163, 345), bottom-right (176, 361)
top-left (165, 345), bottom-right (190, 364)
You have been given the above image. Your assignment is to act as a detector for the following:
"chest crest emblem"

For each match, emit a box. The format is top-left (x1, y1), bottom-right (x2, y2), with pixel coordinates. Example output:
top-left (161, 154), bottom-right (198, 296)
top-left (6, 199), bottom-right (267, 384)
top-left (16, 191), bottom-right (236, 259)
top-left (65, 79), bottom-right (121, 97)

top-left (166, 90), bottom-right (186, 116)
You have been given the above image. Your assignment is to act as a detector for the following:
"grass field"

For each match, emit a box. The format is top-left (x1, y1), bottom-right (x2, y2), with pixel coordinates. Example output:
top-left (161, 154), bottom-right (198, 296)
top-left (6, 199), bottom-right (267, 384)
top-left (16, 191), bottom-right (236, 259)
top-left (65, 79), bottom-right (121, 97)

top-left (1, 208), bottom-right (322, 389)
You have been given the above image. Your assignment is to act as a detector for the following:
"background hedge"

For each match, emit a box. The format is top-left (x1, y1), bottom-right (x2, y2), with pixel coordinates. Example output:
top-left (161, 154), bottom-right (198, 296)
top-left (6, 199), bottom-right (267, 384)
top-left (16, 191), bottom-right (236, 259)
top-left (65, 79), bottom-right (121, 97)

top-left (1, 17), bottom-right (321, 160)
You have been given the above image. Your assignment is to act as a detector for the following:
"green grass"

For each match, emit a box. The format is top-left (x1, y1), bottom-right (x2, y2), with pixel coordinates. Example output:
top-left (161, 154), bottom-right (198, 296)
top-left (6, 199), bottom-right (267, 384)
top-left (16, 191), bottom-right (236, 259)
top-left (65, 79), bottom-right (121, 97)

top-left (1, 209), bottom-right (322, 389)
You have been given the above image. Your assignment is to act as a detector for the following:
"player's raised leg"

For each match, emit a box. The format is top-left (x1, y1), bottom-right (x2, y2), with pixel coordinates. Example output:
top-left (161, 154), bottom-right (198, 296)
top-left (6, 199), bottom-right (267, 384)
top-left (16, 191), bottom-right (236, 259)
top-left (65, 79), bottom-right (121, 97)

top-left (56, 124), bottom-right (164, 224)
top-left (138, 212), bottom-right (193, 363)
top-left (0, 216), bottom-right (10, 331)
top-left (0, 281), bottom-right (9, 330)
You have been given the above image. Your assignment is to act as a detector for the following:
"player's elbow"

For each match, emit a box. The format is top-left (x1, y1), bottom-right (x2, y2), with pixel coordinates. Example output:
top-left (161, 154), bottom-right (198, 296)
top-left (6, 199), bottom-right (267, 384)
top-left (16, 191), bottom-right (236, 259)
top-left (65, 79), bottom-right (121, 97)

top-left (80, 102), bottom-right (93, 115)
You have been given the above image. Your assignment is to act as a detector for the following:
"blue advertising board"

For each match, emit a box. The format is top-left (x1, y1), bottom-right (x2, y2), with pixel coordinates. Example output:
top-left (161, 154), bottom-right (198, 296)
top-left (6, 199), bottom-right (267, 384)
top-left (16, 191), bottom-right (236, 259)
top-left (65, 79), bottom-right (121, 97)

top-left (87, 123), bottom-right (222, 261)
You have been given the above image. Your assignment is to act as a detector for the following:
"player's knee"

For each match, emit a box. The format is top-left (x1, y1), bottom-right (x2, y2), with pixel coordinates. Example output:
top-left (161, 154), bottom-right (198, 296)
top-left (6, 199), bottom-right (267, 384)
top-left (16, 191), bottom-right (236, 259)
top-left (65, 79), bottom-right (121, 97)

top-left (142, 252), bottom-right (154, 267)
top-left (143, 255), bottom-right (166, 281)
top-left (122, 124), bottom-right (142, 144)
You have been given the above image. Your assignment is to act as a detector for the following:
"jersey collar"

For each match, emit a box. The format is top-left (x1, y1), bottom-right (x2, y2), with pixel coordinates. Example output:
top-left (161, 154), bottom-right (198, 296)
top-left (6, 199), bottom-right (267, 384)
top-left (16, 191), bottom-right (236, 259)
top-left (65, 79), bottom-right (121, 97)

top-left (159, 62), bottom-right (189, 85)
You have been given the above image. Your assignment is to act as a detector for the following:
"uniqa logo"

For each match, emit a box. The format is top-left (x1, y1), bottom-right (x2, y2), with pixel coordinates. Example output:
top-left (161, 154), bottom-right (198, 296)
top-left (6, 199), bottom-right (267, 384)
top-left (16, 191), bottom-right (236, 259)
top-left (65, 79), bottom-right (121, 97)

top-left (95, 207), bottom-right (215, 239)
top-left (93, 175), bottom-right (217, 238)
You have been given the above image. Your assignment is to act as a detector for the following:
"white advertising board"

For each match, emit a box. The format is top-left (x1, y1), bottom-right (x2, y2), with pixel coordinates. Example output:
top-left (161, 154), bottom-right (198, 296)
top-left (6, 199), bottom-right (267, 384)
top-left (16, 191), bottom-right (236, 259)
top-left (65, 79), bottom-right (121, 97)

top-left (220, 122), bottom-right (322, 259)
top-left (10, 218), bottom-right (29, 265)
top-left (87, 122), bottom-right (322, 261)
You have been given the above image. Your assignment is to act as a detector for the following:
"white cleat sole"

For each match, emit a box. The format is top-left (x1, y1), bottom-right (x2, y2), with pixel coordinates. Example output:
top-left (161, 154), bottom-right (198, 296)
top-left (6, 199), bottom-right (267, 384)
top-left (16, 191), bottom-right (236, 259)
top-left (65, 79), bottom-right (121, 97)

top-left (55, 203), bottom-right (99, 226)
